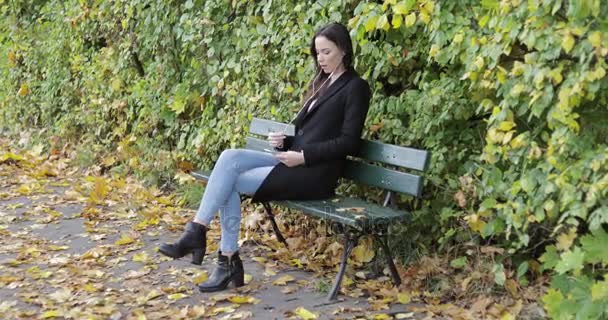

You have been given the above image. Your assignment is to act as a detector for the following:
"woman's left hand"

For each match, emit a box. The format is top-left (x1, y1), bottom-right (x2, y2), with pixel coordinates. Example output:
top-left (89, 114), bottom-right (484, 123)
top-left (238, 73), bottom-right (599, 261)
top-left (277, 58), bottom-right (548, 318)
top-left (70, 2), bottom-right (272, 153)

top-left (275, 151), bottom-right (305, 167)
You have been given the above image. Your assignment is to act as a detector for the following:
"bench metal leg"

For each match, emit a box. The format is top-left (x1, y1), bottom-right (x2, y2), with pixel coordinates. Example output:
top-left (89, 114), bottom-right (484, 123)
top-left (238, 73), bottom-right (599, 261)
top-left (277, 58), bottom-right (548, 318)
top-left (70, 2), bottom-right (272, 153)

top-left (374, 234), bottom-right (402, 287)
top-left (327, 231), bottom-right (359, 301)
top-left (262, 202), bottom-right (288, 248)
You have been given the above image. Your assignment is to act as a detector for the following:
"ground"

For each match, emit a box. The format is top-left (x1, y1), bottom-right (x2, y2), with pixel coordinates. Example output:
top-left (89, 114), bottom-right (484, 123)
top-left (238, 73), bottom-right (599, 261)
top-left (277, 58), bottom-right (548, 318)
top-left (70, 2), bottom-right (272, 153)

top-left (0, 145), bottom-right (437, 320)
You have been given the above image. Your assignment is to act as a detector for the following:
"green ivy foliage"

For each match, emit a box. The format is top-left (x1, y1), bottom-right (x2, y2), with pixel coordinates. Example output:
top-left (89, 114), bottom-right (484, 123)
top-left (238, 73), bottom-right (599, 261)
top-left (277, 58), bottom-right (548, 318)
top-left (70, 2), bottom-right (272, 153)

top-left (1, 0), bottom-right (607, 317)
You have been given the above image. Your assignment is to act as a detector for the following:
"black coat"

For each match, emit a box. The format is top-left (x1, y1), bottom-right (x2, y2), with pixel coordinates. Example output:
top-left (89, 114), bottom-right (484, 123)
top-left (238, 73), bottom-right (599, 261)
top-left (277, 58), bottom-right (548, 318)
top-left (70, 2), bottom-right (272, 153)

top-left (252, 69), bottom-right (371, 202)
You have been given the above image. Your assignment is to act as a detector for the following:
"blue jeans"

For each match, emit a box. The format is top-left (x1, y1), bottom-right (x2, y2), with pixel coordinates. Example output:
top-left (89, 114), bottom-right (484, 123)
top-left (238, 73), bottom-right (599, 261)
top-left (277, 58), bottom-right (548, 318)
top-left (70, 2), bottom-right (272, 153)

top-left (195, 149), bottom-right (280, 253)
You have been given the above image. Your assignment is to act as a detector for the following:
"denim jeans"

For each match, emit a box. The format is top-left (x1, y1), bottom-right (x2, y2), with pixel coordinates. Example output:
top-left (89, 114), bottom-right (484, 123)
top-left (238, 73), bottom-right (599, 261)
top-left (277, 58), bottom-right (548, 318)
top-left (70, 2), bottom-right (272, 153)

top-left (195, 149), bottom-right (280, 253)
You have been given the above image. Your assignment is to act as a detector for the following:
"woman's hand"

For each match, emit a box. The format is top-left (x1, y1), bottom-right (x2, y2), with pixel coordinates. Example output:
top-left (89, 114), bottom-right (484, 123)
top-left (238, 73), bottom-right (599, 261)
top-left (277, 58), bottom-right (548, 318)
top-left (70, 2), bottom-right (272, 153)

top-left (275, 151), bottom-right (305, 167)
top-left (267, 131), bottom-right (286, 148)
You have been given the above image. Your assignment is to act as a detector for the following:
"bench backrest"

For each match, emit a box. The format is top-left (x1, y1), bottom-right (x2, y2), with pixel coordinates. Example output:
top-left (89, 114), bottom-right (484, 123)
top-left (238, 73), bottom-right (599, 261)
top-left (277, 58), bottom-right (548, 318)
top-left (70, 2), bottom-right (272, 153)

top-left (247, 117), bottom-right (430, 197)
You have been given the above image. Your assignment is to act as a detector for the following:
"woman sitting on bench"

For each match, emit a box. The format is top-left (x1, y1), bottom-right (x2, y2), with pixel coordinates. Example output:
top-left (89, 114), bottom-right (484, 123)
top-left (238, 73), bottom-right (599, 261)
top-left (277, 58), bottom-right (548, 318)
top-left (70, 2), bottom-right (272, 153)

top-left (159, 22), bottom-right (371, 293)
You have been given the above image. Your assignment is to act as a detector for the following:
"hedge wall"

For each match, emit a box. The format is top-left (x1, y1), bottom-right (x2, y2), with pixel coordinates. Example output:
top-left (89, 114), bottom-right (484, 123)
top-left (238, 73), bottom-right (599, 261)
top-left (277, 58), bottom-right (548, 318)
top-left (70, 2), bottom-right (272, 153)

top-left (1, 0), bottom-right (607, 318)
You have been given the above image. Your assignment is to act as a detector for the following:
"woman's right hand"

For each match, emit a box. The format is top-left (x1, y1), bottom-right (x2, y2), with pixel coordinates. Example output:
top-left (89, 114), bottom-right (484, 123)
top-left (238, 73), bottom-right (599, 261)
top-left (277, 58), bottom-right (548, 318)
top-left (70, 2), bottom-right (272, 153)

top-left (267, 131), bottom-right (286, 148)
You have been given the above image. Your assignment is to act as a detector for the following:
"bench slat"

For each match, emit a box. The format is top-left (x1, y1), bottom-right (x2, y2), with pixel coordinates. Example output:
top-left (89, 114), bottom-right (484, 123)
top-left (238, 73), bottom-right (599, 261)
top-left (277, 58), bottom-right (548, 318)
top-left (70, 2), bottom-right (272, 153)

top-left (250, 118), bottom-right (429, 171)
top-left (343, 161), bottom-right (424, 197)
top-left (249, 117), bottom-right (296, 136)
top-left (245, 136), bottom-right (270, 152)
top-left (278, 197), bottom-right (410, 228)
top-left (357, 140), bottom-right (429, 172)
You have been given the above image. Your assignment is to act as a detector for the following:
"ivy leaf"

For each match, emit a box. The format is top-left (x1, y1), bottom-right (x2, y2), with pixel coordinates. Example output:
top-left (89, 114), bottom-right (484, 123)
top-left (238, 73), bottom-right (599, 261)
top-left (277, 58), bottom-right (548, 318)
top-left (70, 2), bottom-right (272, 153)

top-left (555, 247), bottom-right (585, 274)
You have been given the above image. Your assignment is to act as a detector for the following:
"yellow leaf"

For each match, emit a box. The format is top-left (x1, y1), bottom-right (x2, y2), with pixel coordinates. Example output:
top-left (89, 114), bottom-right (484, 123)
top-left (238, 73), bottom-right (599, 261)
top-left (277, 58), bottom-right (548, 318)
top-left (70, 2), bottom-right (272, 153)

top-left (272, 274), bottom-right (295, 286)
top-left (419, 11), bottom-right (430, 24)
top-left (429, 44), bottom-right (439, 57)
top-left (588, 31), bottom-right (602, 48)
top-left (168, 293), bottom-right (188, 300)
top-left (132, 251), bottom-right (150, 262)
top-left (115, 234), bottom-right (135, 246)
top-left (364, 15), bottom-right (379, 32)
top-left (498, 121), bottom-right (516, 131)
top-left (48, 245), bottom-right (69, 251)
top-left (562, 34), bottom-right (575, 53)
top-left (89, 177), bottom-right (109, 204)
top-left (474, 56), bottom-right (484, 70)
top-left (376, 14), bottom-right (390, 31)
top-left (251, 256), bottom-right (266, 264)
top-left (17, 83), bottom-right (29, 97)
top-left (405, 12), bottom-right (416, 27)
top-left (294, 307), bottom-right (318, 320)
top-left (556, 227), bottom-right (577, 251)
top-left (398, 291), bottom-right (411, 304)
top-left (453, 33), bottom-right (464, 44)
top-left (392, 14), bottom-right (403, 29)
top-left (395, 312), bottom-right (415, 319)
top-left (228, 295), bottom-right (260, 304)
top-left (193, 271), bottom-right (209, 285)
top-left (372, 314), bottom-right (392, 320)
top-left (352, 240), bottom-right (375, 263)
top-left (244, 273), bottom-right (253, 284)
top-left (393, 2), bottom-right (410, 15)
top-left (41, 310), bottom-right (62, 319)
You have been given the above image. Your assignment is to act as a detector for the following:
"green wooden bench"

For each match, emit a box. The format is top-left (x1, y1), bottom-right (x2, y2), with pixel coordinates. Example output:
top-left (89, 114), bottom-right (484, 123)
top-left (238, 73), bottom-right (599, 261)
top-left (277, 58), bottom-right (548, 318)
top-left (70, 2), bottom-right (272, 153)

top-left (191, 117), bottom-right (430, 301)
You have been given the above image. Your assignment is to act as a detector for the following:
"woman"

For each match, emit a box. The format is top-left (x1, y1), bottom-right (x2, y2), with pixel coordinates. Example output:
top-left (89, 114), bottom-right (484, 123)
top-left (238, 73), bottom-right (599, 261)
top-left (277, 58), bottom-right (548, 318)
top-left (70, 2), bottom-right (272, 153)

top-left (159, 22), bottom-right (371, 293)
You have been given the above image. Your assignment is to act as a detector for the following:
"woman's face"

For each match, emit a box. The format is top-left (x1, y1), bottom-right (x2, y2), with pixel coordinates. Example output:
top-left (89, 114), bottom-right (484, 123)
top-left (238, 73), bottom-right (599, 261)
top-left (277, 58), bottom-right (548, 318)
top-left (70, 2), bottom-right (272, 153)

top-left (314, 36), bottom-right (345, 74)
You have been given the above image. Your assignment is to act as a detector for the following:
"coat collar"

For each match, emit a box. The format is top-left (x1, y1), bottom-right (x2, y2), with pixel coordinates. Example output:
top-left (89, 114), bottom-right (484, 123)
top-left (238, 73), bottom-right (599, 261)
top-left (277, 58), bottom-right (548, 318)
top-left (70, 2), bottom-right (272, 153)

top-left (297, 69), bottom-right (356, 125)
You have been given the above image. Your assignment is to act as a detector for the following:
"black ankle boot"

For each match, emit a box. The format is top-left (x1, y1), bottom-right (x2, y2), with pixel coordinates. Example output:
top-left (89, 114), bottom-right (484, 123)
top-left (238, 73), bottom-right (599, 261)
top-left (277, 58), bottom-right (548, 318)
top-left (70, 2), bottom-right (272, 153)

top-left (159, 222), bottom-right (207, 265)
top-left (198, 252), bottom-right (244, 292)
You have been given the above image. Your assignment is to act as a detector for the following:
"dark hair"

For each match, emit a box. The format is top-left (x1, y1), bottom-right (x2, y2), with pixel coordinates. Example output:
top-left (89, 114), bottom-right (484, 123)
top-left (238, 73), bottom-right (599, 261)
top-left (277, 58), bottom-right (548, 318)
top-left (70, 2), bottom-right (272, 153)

top-left (302, 22), bottom-right (354, 104)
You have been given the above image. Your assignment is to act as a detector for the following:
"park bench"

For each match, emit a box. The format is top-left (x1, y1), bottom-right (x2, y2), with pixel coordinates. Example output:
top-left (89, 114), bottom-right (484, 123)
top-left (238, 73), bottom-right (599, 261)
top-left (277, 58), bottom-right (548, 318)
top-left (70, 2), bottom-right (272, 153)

top-left (191, 117), bottom-right (430, 301)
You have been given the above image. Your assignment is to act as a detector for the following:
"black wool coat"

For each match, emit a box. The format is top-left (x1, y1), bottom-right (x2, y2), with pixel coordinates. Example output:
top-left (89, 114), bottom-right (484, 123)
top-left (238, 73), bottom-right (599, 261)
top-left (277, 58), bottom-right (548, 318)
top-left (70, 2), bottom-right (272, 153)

top-left (251, 69), bottom-right (371, 202)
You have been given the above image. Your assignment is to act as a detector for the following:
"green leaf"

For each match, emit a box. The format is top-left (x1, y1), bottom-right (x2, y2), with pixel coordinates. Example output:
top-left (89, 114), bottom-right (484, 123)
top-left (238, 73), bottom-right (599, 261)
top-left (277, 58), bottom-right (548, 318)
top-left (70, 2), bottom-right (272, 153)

top-left (540, 245), bottom-right (560, 271)
top-left (542, 288), bottom-right (565, 319)
top-left (450, 256), bottom-right (467, 269)
top-left (492, 263), bottom-right (506, 285)
top-left (555, 247), bottom-right (585, 274)
top-left (580, 229), bottom-right (608, 265)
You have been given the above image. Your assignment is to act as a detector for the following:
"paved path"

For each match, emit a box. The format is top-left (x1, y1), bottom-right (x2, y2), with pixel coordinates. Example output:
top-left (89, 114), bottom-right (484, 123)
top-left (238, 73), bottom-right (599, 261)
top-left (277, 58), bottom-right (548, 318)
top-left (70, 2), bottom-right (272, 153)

top-left (0, 168), bottom-right (424, 319)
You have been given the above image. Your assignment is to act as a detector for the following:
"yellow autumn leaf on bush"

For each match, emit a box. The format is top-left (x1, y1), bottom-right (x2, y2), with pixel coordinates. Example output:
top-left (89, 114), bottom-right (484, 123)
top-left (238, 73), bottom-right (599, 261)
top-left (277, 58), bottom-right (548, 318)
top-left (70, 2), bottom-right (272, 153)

top-left (294, 307), bottom-right (317, 320)
top-left (405, 12), bottom-right (416, 27)
top-left (352, 240), bottom-right (375, 263)
top-left (588, 31), bottom-right (602, 48)
top-left (562, 34), bottom-right (575, 53)
top-left (17, 83), bottom-right (29, 97)
top-left (392, 14), bottom-right (403, 29)
top-left (115, 234), bottom-right (135, 246)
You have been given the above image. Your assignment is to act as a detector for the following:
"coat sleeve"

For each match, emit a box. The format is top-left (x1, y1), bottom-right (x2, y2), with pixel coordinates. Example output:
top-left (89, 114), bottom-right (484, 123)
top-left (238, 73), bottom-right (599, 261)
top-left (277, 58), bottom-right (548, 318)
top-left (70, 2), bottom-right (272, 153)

top-left (301, 78), bottom-right (371, 166)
